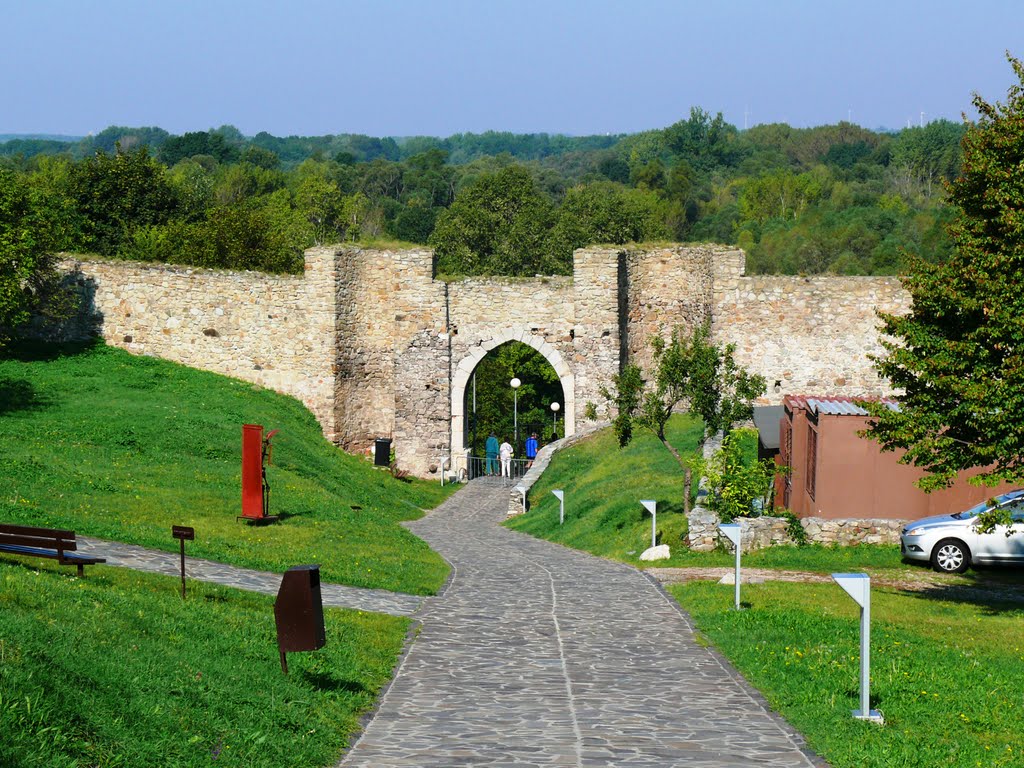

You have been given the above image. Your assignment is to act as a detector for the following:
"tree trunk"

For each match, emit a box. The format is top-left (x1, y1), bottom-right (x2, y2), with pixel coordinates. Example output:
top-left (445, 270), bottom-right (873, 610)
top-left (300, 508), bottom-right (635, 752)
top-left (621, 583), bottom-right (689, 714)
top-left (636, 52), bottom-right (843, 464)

top-left (657, 435), bottom-right (692, 514)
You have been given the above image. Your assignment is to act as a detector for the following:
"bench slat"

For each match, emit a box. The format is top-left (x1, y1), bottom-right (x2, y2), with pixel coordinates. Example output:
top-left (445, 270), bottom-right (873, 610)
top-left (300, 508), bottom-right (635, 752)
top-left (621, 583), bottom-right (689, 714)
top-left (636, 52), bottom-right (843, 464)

top-left (0, 544), bottom-right (105, 565)
top-left (0, 533), bottom-right (77, 551)
top-left (0, 523), bottom-right (76, 539)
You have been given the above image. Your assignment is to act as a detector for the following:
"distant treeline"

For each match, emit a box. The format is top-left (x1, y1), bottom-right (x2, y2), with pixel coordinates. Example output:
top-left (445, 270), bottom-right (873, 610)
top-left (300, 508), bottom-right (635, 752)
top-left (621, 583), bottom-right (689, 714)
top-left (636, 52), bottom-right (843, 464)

top-left (0, 110), bottom-right (964, 276)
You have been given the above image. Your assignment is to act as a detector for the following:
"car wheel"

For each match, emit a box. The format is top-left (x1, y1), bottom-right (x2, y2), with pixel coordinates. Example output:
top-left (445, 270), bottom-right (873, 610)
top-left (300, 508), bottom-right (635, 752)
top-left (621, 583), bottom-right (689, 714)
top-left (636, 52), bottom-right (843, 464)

top-left (931, 539), bottom-right (970, 573)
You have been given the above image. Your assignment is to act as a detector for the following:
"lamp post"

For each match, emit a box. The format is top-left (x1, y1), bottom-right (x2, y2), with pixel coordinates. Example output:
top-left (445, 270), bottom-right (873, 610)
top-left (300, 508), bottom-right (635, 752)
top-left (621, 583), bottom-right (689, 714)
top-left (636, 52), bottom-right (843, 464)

top-left (551, 401), bottom-right (560, 440)
top-left (510, 378), bottom-right (521, 450)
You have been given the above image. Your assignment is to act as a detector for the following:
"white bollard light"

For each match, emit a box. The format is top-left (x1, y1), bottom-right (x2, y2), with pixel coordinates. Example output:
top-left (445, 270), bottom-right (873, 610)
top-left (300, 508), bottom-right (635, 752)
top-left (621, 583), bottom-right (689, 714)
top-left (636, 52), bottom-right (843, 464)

top-left (640, 500), bottom-right (657, 548)
top-left (832, 573), bottom-right (883, 724)
top-left (718, 523), bottom-right (742, 610)
top-left (551, 489), bottom-right (565, 524)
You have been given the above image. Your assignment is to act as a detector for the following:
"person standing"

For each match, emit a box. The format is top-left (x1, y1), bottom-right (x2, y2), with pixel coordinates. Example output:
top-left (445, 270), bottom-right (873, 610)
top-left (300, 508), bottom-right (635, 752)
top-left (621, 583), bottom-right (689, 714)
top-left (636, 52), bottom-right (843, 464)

top-left (499, 438), bottom-right (514, 478)
top-left (485, 433), bottom-right (499, 476)
top-left (525, 432), bottom-right (538, 468)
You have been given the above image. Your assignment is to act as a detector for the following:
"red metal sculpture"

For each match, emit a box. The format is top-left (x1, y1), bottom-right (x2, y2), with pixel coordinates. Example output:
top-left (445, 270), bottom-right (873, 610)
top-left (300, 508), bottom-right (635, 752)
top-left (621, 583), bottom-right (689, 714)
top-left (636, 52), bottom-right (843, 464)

top-left (240, 424), bottom-right (279, 523)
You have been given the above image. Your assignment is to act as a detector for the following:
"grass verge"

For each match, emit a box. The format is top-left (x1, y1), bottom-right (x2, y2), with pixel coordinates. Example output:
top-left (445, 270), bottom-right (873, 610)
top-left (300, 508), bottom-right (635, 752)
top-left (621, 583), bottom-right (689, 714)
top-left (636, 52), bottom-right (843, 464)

top-left (671, 581), bottom-right (1024, 768)
top-left (0, 341), bottom-right (454, 594)
top-left (0, 558), bottom-right (408, 768)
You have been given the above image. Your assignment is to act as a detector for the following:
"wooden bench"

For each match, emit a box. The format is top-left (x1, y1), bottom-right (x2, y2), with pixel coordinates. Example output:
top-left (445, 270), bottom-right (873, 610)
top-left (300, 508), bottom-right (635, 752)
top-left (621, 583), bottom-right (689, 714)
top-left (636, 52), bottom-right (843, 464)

top-left (0, 524), bottom-right (106, 577)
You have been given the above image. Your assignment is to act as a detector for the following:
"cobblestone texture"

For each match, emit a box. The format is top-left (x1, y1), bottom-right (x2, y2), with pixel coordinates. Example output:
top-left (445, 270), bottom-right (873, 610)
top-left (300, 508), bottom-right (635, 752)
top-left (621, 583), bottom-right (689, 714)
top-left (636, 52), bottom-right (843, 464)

top-left (339, 483), bottom-right (825, 767)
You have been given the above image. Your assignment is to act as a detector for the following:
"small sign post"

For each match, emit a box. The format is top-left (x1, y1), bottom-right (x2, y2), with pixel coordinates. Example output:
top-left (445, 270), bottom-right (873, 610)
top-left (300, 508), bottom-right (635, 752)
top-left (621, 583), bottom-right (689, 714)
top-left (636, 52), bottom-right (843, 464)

top-left (719, 523), bottom-right (742, 610)
top-left (514, 484), bottom-right (528, 514)
top-left (832, 573), bottom-right (883, 723)
top-left (171, 525), bottom-right (195, 599)
top-left (552, 489), bottom-right (565, 525)
top-left (640, 500), bottom-right (657, 548)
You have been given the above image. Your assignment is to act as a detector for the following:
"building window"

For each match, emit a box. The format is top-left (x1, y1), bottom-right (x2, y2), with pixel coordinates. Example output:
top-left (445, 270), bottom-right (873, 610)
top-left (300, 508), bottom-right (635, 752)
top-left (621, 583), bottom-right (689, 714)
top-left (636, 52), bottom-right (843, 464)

top-left (806, 425), bottom-right (818, 501)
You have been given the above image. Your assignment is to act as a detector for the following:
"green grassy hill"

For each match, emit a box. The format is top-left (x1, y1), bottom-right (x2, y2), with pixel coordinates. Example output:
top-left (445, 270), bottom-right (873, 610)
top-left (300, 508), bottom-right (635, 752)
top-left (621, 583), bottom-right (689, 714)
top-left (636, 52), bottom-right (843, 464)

top-left (0, 341), bottom-right (453, 594)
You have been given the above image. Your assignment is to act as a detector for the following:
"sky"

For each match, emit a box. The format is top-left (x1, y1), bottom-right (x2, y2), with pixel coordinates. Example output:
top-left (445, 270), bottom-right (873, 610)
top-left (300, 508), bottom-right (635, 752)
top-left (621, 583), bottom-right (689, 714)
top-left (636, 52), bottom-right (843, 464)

top-left (5, 0), bottom-right (1024, 139)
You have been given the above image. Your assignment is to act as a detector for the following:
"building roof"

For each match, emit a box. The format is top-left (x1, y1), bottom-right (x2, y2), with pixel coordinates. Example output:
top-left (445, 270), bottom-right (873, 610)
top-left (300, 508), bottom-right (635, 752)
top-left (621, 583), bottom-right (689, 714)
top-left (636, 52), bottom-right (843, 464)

top-left (752, 405), bottom-right (784, 450)
top-left (784, 395), bottom-right (899, 417)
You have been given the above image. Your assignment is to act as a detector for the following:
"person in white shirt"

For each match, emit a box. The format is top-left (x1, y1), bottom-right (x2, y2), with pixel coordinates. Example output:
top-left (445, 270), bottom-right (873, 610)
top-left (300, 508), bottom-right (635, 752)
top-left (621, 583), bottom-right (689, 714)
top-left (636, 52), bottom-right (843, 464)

top-left (499, 439), bottom-right (514, 478)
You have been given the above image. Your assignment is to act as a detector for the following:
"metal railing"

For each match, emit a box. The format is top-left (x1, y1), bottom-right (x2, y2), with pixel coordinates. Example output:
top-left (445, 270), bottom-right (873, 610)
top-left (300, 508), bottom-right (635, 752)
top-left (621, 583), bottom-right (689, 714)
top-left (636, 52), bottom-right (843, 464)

top-left (464, 455), bottom-right (530, 485)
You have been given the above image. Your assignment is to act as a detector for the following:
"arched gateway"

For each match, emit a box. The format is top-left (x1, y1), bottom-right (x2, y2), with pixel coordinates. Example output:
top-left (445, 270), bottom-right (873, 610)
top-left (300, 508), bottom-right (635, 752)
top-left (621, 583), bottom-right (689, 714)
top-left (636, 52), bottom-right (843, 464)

top-left (450, 327), bottom-right (576, 474)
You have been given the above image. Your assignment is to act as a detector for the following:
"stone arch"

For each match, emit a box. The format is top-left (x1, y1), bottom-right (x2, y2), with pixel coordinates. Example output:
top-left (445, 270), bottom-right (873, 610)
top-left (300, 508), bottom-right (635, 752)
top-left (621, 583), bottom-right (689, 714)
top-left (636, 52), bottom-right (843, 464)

top-left (450, 327), bottom-right (575, 466)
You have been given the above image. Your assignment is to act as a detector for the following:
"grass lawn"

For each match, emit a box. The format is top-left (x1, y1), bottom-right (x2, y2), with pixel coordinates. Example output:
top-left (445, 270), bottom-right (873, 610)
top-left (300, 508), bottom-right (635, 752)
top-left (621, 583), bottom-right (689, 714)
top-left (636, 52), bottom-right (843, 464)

top-left (506, 415), bottom-right (701, 562)
top-left (672, 581), bottom-right (1024, 768)
top-left (0, 341), bottom-right (454, 594)
top-left (0, 558), bottom-right (408, 768)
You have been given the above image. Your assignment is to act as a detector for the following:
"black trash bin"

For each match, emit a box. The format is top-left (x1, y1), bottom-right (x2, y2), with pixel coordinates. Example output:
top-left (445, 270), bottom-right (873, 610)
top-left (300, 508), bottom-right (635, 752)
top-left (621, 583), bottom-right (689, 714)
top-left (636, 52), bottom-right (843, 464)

top-left (374, 438), bottom-right (392, 467)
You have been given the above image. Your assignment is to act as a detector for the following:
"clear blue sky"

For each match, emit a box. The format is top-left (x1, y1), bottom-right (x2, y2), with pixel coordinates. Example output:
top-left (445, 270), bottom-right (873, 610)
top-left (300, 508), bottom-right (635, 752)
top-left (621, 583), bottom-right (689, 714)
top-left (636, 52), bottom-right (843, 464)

top-left (6, 0), bottom-right (1023, 138)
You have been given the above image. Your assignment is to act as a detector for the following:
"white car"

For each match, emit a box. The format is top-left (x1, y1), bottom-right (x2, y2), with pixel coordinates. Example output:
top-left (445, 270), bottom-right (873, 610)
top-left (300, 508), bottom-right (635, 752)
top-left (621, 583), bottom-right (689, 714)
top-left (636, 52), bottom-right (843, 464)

top-left (900, 490), bottom-right (1024, 573)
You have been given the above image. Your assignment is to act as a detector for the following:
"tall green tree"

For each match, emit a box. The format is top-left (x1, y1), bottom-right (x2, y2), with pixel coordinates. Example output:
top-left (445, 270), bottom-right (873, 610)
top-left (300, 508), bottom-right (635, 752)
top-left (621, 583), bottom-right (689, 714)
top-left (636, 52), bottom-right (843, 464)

top-left (65, 145), bottom-right (179, 255)
top-left (603, 323), bottom-right (765, 512)
top-left (866, 54), bottom-right (1024, 524)
top-left (429, 165), bottom-right (559, 276)
top-left (0, 170), bottom-right (77, 348)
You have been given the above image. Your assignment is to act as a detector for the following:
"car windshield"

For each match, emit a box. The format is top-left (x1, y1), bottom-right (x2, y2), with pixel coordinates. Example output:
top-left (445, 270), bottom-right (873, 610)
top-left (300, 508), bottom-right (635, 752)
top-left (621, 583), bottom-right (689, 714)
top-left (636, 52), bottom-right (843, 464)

top-left (952, 501), bottom-right (989, 520)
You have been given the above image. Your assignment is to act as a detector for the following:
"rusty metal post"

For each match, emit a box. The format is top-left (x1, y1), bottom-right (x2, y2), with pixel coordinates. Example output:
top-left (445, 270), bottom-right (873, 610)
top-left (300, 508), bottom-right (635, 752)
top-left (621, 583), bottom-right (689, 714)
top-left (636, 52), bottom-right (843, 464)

top-left (171, 526), bottom-right (195, 599)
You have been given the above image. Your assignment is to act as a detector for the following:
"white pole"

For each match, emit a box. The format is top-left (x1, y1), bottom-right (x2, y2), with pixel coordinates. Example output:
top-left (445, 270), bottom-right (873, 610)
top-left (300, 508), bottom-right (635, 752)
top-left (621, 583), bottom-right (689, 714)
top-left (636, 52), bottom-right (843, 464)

top-left (640, 500), bottom-right (656, 548)
top-left (832, 573), bottom-right (882, 723)
top-left (719, 524), bottom-right (743, 610)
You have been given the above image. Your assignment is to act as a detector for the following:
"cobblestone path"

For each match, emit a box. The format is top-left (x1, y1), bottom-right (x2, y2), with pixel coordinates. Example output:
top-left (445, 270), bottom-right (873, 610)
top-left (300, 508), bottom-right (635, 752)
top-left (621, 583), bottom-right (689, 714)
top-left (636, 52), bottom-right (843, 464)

top-left (78, 536), bottom-right (423, 616)
top-left (338, 482), bottom-right (824, 768)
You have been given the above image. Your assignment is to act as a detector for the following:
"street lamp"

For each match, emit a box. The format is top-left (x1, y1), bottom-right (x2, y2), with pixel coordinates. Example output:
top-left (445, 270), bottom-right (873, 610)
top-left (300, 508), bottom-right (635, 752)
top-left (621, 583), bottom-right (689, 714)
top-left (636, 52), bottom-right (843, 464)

top-left (510, 377), bottom-right (521, 449)
top-left (550, 401), bottom-right (560, 439)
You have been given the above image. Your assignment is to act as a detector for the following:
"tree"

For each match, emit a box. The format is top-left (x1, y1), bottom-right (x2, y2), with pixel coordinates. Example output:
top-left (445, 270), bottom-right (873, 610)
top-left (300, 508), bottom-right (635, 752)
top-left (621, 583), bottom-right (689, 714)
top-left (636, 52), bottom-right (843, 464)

top-left (0, 169), bottom-right (77, 348)
top-left (65, 145), bottom-right (179, 255)
top-left (695, 428), bottom-right (779, 522)
top-left (603, 323), bottom-right (765, 512)
top-left (295, 176), bottom-right (344, 245)
top-left (865, 54), bottom-right (1024, 530)
top-left (429, 165), bottom-right (559, 276)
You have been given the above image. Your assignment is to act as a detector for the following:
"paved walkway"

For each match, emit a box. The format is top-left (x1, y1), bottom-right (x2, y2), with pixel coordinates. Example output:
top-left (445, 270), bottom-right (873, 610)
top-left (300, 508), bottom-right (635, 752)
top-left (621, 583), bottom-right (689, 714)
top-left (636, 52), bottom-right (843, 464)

top-left (338, 482), bottom-right (825, 768)
top-left (78, 536), bottom-right (424, 616)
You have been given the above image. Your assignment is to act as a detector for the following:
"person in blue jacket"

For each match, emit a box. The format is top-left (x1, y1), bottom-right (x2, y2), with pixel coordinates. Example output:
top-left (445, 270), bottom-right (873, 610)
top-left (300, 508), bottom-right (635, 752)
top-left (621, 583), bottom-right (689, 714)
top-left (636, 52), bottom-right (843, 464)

top-left (485, 433), bottom-right (499, 475)
top-left (525, 432), bottom-right (539, 468)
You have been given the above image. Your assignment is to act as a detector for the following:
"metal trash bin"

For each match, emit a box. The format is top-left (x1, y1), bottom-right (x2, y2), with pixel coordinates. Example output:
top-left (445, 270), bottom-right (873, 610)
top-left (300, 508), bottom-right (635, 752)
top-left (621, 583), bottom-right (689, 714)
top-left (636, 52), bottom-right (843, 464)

top-left (374, 438), bottom-right (392, 467)
top-left (274, 564), bottom-right (326, 673)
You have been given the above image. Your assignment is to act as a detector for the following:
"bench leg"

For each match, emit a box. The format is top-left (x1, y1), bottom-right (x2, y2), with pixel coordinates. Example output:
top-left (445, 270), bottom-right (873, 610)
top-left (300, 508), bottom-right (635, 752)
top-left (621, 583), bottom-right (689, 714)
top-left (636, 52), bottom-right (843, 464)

top-left (77, 563), bottom-right (84, 578)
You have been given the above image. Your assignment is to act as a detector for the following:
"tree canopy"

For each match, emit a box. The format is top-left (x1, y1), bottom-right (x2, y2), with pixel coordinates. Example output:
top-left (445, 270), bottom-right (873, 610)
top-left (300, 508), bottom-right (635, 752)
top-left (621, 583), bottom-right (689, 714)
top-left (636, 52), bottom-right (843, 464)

top-left (0, 106), bottom-right (971, 278)
top-left (865, 54), bottom-right (1024, 509)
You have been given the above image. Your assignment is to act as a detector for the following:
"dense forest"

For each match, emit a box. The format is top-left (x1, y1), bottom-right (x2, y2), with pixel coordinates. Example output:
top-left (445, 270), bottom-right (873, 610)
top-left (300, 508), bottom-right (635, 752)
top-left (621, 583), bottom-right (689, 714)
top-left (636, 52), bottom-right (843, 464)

top-left (0, 110), bottom-right (965, 277)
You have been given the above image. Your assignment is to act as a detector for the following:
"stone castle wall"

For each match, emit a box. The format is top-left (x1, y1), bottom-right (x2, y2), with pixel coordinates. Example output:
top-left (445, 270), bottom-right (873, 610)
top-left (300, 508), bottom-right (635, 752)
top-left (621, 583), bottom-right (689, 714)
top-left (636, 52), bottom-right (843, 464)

top-left (711, 251), bottom-right (910, 402)
top-left (54, 244), bottom-right (911, 477)
top-left (622, 245), bottom-right (717, 375)
top-left (57, 252), bottom-right (340, 440)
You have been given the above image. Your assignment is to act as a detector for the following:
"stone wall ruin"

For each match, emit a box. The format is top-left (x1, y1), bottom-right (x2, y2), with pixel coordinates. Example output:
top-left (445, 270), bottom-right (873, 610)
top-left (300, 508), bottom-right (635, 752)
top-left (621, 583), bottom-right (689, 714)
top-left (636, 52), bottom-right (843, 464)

top-left (56, 244), bottom-right (909, 477)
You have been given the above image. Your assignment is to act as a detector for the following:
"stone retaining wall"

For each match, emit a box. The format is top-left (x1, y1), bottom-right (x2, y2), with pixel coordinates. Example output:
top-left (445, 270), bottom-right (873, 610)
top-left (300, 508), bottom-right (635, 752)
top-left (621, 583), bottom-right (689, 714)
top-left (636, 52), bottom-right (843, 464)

top-left (505, 423), bottom-right (609, 517)
top-left (686, 507), bottom-right (907, 552)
